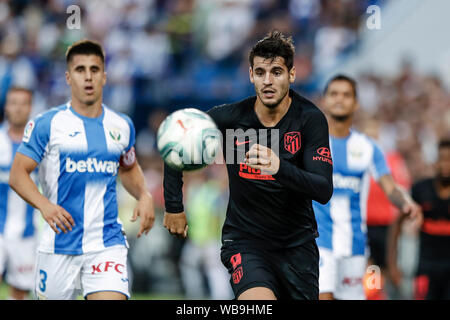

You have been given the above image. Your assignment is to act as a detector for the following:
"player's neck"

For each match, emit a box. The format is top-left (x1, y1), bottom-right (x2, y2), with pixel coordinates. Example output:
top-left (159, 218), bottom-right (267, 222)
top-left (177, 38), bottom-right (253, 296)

top-left (71, 98), bottom-right (103, 118)
top-left (436, 179), bottom-right (450, 199)
top-left (328, 117), bottom-right (352, 138)
top-left (254, 95), bottom-right (291, 127)
top-left (7, 124), bottom-right (25, 143)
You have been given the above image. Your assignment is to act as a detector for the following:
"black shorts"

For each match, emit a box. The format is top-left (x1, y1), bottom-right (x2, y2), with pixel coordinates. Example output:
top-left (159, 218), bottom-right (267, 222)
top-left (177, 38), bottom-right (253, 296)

top-left (415, 270), bottom-right (450, 300)
top-left (220, 239), bottom-right (319, 300)
top-left (367, 225), bottom-right (388, 268)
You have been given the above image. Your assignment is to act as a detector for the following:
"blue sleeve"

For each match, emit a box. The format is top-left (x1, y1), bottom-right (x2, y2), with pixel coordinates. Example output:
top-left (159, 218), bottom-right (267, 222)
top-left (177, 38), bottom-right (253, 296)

top-left (122, 114), bottom-right (136, 152)
top-left (17, 114), bottom-right (52, 164)
top-left (371, 142), bottom-right (391, 180)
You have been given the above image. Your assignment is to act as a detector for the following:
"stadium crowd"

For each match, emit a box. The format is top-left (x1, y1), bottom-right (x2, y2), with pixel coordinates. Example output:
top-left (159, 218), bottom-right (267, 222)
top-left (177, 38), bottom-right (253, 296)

top-left (1, 0), bottom-right (449, 299)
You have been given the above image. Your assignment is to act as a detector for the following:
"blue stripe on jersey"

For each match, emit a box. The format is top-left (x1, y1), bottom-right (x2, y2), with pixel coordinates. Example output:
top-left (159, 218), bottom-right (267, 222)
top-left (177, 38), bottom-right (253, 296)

top-left (82, 113), bottom-right (125, 249)
top-left (0, 179), bottom-right (8, 234)
top-left (314, 201), bottom-right (332, 250)
top-left (350, 193), bottom-right (365, 255)
top-left (23, 205), bottom-right (35, 237)
top-left (55, 152), bottom-right (86, 254)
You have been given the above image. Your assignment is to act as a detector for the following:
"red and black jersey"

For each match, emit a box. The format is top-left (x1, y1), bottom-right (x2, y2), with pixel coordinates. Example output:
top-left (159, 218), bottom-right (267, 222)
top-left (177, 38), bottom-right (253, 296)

top-left (164, 89), bottom-right (333, 249)
top-left (412, 178), bottom-right (450, 273)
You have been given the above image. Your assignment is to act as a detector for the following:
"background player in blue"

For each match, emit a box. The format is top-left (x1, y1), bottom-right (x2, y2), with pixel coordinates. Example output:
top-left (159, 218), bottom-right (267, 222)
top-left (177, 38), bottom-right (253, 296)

top-left (0, 87), bottom-right (38, 299)
top-left (9, 40), bottom-right (155, 300)
top-left (313, 75), bottom-right (422, 300)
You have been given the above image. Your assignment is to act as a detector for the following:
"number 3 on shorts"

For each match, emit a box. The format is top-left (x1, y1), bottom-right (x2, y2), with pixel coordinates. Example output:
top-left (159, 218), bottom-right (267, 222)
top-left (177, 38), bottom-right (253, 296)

top-left (39, 269), bottom-right (47, 292)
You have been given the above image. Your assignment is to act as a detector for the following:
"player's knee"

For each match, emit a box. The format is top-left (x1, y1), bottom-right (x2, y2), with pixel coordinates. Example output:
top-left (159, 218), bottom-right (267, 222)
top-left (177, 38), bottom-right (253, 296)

top-left (319, 292), bottom-right (335, 300)
top-left (9, 286), bottom-right (29, 300)
top-left (86, 291), bottom-right (127, 300)
top-left (237, 287), bottom-right (277, 300)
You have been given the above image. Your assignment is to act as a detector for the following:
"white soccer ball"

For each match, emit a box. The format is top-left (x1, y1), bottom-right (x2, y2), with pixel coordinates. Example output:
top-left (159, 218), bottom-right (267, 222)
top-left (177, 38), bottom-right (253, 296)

top-left (156, 108), bottom-right (221, 171)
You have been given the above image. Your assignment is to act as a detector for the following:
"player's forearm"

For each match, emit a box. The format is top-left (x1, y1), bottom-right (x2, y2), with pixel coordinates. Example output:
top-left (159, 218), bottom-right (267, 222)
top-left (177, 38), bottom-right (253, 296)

top-left (119, 163), bottom-right (150, 201)
top-left (163, 163), bottom-right (184, 213)
top-left (9, 167), bottom-right (50, 211)
top-left (273, 158), bottom-right (333, 204)
top-left (386, 185), bottom-right (414, 211)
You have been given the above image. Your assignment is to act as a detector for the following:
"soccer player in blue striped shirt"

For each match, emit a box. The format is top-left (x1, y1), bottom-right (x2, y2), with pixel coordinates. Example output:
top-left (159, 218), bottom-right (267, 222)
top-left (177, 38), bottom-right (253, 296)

top-left (9, 40), bottom-right (155, 300)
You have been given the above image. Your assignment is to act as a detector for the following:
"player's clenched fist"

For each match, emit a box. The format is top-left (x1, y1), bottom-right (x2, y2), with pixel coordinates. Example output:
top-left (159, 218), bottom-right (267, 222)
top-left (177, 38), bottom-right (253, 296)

top-left (245, 144), bottom-right (280, 175)
top-left (40, 202), bottom-right (75, 234)
top-left (163, 212), bottom-right (188, 239)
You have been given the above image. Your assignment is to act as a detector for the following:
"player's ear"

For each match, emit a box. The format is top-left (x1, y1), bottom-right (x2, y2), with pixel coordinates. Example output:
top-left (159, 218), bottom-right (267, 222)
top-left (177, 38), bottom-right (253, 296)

top-left (65, 70), bottom-right (71, 85)
top-left (102, 70), bottom-right (107, 86)
top-left (289, 66), bottom-right (296, 84)
top-left (249, 67), bottom-right (254, 84)
top-left (354, 99), bottom-right (360, 112)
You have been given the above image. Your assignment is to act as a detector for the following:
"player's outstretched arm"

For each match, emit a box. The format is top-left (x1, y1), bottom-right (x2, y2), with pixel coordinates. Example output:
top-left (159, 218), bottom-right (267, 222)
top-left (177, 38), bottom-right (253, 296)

top-left (163, 163), bottom-right (188, 238)
top-left (9, 153), bottom-right (75, 234)
top-left (118, 160), bottom-right (155, 238)
top-left (378, 175), bottom-right (423, 223)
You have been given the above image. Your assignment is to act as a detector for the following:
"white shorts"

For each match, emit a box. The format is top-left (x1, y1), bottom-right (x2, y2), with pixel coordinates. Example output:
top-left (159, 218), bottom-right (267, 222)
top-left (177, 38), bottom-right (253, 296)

top-left (0, 235), bottom-right (37, 291)
top-left (319, 247), bottom-right (367, 300)
top-left (34, 245), bottom-right (130, 300)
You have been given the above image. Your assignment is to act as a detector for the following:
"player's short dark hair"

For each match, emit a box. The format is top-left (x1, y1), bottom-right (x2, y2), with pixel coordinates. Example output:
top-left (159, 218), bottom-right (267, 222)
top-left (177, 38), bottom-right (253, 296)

top-left (7, 86), bottom-right (33, 97)
top-left (438, 138), bottom-right (450, 150)
top-left (65, 39), bottom-right (105, 66)
top-left (249, 30), bottom-right (295, 71)
top-left (324, 74), bottom-right (358, 98)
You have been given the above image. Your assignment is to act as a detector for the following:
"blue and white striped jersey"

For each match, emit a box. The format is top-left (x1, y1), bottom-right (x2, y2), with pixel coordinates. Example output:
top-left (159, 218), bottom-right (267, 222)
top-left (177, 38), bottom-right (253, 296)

top-left (0, 125), bottom-right (38, 239)
top-left (313, 130), bottom-right (390, 257)
top-left (17, 102), bottom-right (135, 255)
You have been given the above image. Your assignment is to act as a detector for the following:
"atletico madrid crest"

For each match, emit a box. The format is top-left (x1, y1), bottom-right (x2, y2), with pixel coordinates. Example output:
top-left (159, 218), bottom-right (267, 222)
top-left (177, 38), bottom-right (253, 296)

top-left (284, 131), bottom-right (301, 154)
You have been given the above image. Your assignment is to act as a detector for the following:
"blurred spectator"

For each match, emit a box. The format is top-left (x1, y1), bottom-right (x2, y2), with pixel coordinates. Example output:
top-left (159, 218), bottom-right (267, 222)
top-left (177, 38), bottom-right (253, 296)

top-left (179, 166), bottom-right (232, 299)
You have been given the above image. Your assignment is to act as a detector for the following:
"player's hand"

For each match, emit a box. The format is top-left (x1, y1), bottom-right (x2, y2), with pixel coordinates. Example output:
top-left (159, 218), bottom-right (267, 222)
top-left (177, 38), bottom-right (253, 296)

top-left (40, 202), bottom-right (75, 234)
top-left (131, 192), bottom-right (155, 238)
top-left (245, 144), bottom-right (280, 175)
top-left (163, 212), bottom-right (188, 239)
top-left (400, 201), bottom-right (423, 227)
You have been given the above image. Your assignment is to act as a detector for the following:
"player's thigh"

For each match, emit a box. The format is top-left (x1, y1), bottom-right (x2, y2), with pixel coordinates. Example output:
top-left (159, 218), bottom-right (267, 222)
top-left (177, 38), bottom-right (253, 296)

top-left (35, 252), bottom-right (82, 300)
top-left (82, 246), bottom-right (130, 300)
top-left (238, 286), bottom-right (277, 300)
top-left (279, 241), bottom-right (319, 300)
top-left (5, 237), bottom-right (37, 292)
top-left (334, 255), bottom-right (367, 300)
top-left (221, 243), bottom-right (278, 299)
top-left (0, 236), bottom-right (6, 277)
top-left (86, 291), bottom-right (127, 300)
top-left (318, 247), bottom-right (337, 297)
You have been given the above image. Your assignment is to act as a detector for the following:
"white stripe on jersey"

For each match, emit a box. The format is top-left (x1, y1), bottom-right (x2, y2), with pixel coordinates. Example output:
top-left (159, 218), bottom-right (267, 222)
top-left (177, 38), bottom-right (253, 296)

top-left (330, 195), bottom-right (352, 257)
top-left (82, 182), bottom-right (106, 253)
